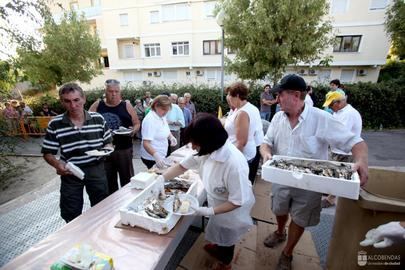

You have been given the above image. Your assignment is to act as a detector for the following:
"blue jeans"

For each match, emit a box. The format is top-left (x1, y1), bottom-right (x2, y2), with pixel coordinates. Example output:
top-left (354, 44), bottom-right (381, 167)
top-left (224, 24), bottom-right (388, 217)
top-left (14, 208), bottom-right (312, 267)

top-left (260, 111), bottom-right (271, 121)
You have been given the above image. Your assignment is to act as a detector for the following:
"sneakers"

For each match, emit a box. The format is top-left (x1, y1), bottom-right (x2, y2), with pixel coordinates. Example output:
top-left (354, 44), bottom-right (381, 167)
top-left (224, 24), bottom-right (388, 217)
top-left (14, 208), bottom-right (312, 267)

top-left (276, 252), bottom-right (293, 270)
top-left (263, 230), bottom-right (287, 248)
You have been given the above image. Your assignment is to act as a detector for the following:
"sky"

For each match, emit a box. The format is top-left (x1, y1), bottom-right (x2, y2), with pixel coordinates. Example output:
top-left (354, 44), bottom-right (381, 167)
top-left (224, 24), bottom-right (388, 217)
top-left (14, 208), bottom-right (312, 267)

top-left (0, 0), bottom-right (43, 60)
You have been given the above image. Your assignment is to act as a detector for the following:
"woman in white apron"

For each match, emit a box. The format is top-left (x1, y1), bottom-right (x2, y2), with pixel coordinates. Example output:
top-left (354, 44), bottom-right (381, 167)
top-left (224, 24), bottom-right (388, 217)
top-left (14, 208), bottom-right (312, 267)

top-left (160, 113), bottom-right (255, 270)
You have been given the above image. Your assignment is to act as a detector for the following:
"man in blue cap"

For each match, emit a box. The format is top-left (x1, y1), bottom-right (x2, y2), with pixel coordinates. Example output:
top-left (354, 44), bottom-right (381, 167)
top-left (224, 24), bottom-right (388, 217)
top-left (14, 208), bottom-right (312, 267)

top-left (260, 74), bottom-right (368, 270)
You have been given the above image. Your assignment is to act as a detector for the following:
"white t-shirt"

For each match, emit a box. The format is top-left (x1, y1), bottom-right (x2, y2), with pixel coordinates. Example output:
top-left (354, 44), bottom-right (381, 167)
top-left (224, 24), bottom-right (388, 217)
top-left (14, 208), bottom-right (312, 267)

top-left (263, 105), bottom-right (363, 160)
top-left (180, 141), bottom-right (254, 206)
top-left (331, 104), bottom-right (362, 155)
top-left (140, 110), bottom-right (170, 160)
top-left (304, 95), bottom-right (313, 107)
top-left (225, 102), bottom-right (263, 160)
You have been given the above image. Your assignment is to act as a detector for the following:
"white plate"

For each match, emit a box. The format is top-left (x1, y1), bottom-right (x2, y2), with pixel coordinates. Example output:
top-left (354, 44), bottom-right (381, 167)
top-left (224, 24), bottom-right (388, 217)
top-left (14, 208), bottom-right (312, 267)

top-left (163, 193), bottom-right (199, 216)
top-left (112, 127), bottom-right (133, 136)
top-left (85, 148), bottom-right (113, 157)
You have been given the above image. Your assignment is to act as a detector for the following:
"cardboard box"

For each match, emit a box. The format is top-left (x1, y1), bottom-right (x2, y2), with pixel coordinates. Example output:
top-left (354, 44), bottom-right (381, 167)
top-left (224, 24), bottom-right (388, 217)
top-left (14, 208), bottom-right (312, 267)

top-left (261, 155), bottom-right (360, 200)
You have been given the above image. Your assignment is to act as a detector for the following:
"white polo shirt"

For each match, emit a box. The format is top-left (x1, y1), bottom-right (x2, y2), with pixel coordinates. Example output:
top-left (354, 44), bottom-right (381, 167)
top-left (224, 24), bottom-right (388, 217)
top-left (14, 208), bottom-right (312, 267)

top-left (140, 110), bottom-right (170, 160)
top-left (263, 105), bottom-right (363, 160)
top-left (331, 104), bottom-right (362, 155)
top-left (180, 141), bottom-right (254, 206)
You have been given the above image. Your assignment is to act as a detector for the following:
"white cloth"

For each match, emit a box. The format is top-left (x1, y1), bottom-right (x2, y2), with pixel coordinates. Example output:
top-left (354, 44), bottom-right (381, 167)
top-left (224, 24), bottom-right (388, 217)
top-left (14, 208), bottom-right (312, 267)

top-left (140, 110), bottom-right (170, 160)
top-left (225, 102), bottom-right (262, 160)
top-left (331, 104), bottom-right (362, 155)
top-left (180, 141), bottom-right (255, 246)
top-left (263, 106), bottom-right (363, 160)
top-left (304, 95), bottom-right (313, 107)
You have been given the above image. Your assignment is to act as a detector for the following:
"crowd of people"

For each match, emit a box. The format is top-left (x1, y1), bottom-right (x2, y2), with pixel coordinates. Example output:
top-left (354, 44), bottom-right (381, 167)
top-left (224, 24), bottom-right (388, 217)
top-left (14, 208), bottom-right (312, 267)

top-left (37, 76), bottom-right (405, 270)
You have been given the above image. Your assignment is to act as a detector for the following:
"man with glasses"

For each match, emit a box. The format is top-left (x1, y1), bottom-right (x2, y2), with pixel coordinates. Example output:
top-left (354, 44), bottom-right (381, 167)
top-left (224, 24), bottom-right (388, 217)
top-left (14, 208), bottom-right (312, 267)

top-left (260, 74), bottom-right (368, 270)
top-left (321, 90), bottom-right (363, 208)
top-left (89, 79), bottom-right (140, 194)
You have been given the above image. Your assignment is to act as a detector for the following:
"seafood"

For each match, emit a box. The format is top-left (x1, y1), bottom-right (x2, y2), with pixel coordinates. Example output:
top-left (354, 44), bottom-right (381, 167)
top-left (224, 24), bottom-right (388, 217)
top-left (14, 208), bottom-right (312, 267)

top-left (173, 191), bottom-right (181, 212)
top-left (271, 159), bottom-right (353, 180)
top-left (164, 179), bottom-right (191, 194)
top-left (143, 198), bottom-right (169, 219)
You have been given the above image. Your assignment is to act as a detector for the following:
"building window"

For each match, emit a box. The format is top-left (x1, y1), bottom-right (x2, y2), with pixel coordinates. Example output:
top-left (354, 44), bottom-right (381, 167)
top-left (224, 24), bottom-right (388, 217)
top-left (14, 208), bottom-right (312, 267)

top-left (333, 35), bottom-right (361, 52)
top-left (144, 43), bottom-right (161, 57)
top-left (123, 44), bottom-right (135, 58)
top-left (91, 0), bottom-right (101, 6)
top-left (331, 0), bottom-right (348, 14)
top-left (227, 48), bottom-right (235, 54)
top-left (204, 1), bottom-right (216, 18)
top-left (369, 0), bottom-right (388, 10)
top-left (103, 56), bottom-right (109, 68)
top-left (340, 69), bottom-right (355, 83)
top-left (150, 11), bottom-right (159, 24)
top-left (207, 70), bottom-right (217, 80)
top-left (172, 41), bottom-right (189, 56)
top-left (70, 1), bottom-right (79, 11)
top-left (120, 13), bottom-right (129, 26)
top-left (203, 40), bottom-right (221, 55)
top-left (162, 3), bottom-right (190, 22)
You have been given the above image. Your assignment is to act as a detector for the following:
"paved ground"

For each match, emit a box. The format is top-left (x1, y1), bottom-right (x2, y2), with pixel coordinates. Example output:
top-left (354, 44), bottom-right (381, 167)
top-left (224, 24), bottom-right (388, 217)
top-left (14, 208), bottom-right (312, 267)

top-left (1, 130), bottom-right (404, 268)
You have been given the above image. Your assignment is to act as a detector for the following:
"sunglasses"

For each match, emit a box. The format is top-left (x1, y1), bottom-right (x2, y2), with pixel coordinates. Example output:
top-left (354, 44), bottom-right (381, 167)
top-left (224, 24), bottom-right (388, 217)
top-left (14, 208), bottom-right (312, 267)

top-left (105, 79), bottom-right (120, 85)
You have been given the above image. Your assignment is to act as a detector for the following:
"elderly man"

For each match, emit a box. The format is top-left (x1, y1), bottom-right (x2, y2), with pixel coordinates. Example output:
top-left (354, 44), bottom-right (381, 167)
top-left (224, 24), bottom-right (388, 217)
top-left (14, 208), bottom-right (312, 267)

top-left (184, 92), bottom-right (196, 119)
top-left (260, 74), bottom-right (368, 270)
top-left (321, 90), bottom-right (363, 208)
top-left (89, 79), bottom-right (140, 194)
top-left (178, 97), bottom-right (192, 147)
top-left (42, 83), bottom-right (113, 223)
top-left (166, 93), bottom-right (185, 153)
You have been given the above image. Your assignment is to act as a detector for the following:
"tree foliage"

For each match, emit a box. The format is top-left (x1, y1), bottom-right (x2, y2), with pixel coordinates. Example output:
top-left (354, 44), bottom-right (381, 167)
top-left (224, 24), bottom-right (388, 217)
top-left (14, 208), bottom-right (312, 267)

top-left (219, 0), bottom-right (333, 84)
top-left (17, 11), bottom-right (102, 90)
top-left (0, 0), bottom-right (50, 58)
top-left (385, 0), bottom-right (405, 59)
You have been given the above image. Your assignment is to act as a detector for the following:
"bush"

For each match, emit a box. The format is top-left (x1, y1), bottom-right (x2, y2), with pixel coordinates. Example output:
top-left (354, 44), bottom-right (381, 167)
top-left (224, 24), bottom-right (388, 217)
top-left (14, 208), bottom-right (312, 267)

top-left (23, 80), bottom-right (405, 130)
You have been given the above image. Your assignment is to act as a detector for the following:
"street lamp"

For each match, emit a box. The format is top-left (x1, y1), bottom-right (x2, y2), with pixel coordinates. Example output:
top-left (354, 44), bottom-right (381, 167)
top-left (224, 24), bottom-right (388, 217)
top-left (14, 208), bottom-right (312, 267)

top-left (216, 10), bottom-right (225, 102)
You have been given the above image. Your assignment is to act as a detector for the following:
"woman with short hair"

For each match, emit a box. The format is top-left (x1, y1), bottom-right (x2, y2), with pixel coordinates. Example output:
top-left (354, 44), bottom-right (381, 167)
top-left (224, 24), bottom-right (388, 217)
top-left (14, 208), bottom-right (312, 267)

top-left (224, 82), bottom-right (263, 184)
top-left (140, 95), bottom-right (177, 169)
top-left (159, 113), bottom-right (255, 270)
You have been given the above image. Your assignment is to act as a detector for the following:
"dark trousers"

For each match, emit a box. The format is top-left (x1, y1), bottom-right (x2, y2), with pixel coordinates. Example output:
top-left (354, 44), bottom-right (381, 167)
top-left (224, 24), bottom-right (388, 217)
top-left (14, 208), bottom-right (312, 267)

top-left (217, 245), bottom-right (235, 265)
top-left (141, 157), bottom-right (156, 169)
top-left (60, 162), bottom-right (108, 223)
top-left (104, 148), bottom-right (134, 194)
top-left (248, 146), bottom-right (261, 184)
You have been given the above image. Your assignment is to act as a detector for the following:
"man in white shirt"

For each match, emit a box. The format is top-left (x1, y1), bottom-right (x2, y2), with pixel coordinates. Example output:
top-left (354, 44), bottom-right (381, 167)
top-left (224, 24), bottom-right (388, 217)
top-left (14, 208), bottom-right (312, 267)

top-left (321, 91), bottom-right (363, 207)
top-left (166, 93), bottom-right (185, 153)
top-left (260, 74), bottom-right (368, 270)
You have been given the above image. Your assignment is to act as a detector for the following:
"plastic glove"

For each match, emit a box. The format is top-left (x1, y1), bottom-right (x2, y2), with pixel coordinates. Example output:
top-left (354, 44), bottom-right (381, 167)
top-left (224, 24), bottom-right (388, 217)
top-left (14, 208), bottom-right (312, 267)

top-left (153, 152), bottom-right (165, 168)
top-left (360, 221), bottom-right (405, 248)
top-left (155, 175), bottom-right (166, 197)
top-left (169, 136), bottom-right (177, 147)
top-left (191, 206), bottom-right (215, 216)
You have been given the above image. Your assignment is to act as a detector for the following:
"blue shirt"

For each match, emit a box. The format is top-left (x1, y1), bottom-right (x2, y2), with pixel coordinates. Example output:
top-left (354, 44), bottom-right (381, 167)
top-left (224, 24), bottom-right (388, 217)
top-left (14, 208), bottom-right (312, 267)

top-left (166, 104), bottom-right (185, 131)
top-left (182, 107), bottom-right (192, 127)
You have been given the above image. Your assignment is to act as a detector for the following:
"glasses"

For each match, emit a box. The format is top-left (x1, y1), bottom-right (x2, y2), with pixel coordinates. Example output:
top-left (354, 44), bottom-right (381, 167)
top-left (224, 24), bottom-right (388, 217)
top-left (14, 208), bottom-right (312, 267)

top-left (105, 79), bottom-right (120, 85)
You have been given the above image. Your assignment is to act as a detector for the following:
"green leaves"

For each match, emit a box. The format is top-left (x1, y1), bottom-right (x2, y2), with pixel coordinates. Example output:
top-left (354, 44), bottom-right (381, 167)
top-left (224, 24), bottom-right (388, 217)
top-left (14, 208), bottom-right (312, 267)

top-left (385, 0), bottom-right (405, 59)
top-left (219, 0), bottom-right (332, 84)
top-left (16, 10), bottom-right (102, 90)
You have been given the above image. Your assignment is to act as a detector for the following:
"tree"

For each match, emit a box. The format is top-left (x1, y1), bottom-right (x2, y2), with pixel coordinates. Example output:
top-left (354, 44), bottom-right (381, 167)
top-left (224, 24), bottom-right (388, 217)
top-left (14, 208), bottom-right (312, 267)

top-left (0, 0), bottom-right (50, 58)
top-left (0, 60), bottom-right (17, 97)
top-left (17, 11), bottom-right (102, 90)
top-left (219, 0), bottom-right (333, 84)
top-left (385, 0), bottom-right (405, 59)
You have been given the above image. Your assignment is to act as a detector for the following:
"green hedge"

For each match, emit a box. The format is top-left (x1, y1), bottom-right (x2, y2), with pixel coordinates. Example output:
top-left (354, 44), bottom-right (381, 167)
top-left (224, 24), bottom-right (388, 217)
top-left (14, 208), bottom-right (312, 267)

top-left (25, 80), bottom-right (405, 129)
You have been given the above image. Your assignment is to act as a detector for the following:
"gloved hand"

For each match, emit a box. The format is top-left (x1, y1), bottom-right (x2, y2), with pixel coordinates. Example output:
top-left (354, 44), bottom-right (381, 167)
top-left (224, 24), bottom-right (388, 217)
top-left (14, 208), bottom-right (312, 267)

top-left (155, 175), bottom-right (166, 197)
top-left (360, 221), bottom-right (405, 248)
top-left (153, 152), bottom-right (165, 168)
top-left (191, 206), bottom-right (215, 216)
top-left (169, 136), bottom-right (177, 147)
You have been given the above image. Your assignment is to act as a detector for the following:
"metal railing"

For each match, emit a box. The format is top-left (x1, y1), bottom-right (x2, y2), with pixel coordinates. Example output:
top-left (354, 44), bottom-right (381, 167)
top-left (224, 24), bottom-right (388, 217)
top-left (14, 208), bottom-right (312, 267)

top-left (3, 116), bottom-right (53, 137)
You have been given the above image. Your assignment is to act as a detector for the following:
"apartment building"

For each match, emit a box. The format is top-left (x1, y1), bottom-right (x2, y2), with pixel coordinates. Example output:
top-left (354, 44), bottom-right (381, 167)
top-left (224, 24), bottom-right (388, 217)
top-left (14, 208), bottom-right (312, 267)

top-left (50, 0), bottom-right (391, 89)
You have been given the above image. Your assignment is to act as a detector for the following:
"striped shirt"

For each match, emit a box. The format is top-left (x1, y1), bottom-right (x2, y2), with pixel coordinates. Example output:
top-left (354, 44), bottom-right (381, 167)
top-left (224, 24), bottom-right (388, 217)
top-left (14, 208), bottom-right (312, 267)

top-left (41, 110), bottom-right (112, 166)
